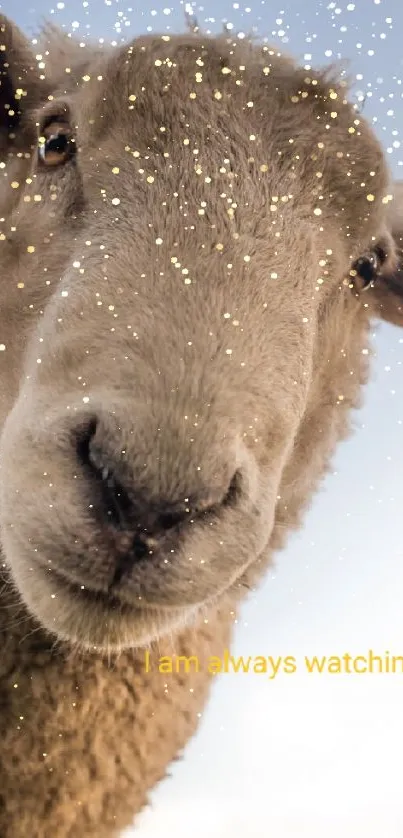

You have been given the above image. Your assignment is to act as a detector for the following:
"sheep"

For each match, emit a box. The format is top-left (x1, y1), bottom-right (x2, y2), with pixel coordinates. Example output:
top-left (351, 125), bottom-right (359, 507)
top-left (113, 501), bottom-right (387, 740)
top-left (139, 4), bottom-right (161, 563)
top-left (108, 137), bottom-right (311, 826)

top-left (0, 14), bottom-right (401, 837)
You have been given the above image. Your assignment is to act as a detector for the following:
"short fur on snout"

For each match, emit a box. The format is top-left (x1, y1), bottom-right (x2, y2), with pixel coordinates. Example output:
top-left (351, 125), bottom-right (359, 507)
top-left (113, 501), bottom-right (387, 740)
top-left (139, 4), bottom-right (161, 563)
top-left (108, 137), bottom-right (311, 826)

top-left (0, 15), bottom-right (402, 837)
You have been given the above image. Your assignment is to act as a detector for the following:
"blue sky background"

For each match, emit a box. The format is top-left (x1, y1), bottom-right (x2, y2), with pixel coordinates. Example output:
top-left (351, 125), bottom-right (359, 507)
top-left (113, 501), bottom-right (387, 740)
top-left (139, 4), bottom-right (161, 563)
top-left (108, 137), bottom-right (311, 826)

top-left (3, 1), bottom-right (403, 835)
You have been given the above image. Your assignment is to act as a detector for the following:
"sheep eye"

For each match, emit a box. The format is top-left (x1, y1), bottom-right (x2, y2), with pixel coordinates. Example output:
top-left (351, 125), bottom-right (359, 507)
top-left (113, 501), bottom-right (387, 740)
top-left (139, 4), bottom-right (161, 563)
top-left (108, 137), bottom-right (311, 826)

top-left (38, 121), bottom-right (76, 167)
top-left (355, 254), bottom-right (377, 285)
top-left (351, 251), bottom-right (380, 291)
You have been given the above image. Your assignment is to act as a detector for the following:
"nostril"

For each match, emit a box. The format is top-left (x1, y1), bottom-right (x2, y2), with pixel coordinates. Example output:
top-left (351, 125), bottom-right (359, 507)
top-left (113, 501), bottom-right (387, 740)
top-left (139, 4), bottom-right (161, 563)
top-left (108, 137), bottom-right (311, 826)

top-left (75, 417), bottom-right (98, 470)
top-left (155, 469), bottom-right (243, 533)
top-left (75, 417), bottom-right (113, 484)
top-left (222, 469), bottom-right (243, 507)
top-left (159, 509), bottom-right (189, 532)
top-left (74, 418), bottom-right (133, 529)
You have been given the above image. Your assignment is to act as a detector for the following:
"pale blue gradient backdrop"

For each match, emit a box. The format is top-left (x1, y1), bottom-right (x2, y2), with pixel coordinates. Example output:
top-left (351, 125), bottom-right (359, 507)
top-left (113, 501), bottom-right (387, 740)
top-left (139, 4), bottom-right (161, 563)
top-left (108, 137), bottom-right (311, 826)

top-left (3, 1), bottom-right (403, 835)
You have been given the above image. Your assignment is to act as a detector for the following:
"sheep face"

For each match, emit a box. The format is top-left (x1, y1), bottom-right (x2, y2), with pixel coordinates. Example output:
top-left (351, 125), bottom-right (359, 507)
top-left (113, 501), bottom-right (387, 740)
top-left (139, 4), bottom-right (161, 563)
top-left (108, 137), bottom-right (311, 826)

top-left (0, 18), bottom-right (402, 650)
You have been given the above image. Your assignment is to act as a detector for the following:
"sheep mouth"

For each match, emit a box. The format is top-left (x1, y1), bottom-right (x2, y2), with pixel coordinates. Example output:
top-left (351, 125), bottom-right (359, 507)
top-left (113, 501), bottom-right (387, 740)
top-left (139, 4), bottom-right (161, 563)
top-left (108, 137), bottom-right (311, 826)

top-left (25, 558), bottom-right (197, 650)
top-left (43, 563), bottom-right (191, 616)
top-left (53, 570), bottom-right (129, 611)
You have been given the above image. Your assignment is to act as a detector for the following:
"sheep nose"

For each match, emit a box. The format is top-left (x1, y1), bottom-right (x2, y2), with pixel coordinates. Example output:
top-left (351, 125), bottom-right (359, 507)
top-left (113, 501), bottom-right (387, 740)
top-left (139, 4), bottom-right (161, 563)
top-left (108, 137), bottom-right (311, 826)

top-left (75, 418), bottom-right (195, 535)
top-left (73, 418), bottom-right (231, 564)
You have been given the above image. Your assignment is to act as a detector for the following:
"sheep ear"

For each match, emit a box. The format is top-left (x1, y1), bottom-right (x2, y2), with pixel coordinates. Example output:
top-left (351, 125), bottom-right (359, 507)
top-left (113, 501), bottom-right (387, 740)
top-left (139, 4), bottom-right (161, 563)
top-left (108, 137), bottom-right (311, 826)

top-left (0, 15), bottom-right (49, 159)
top-left (365, 183), bottom-right (403, 328)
